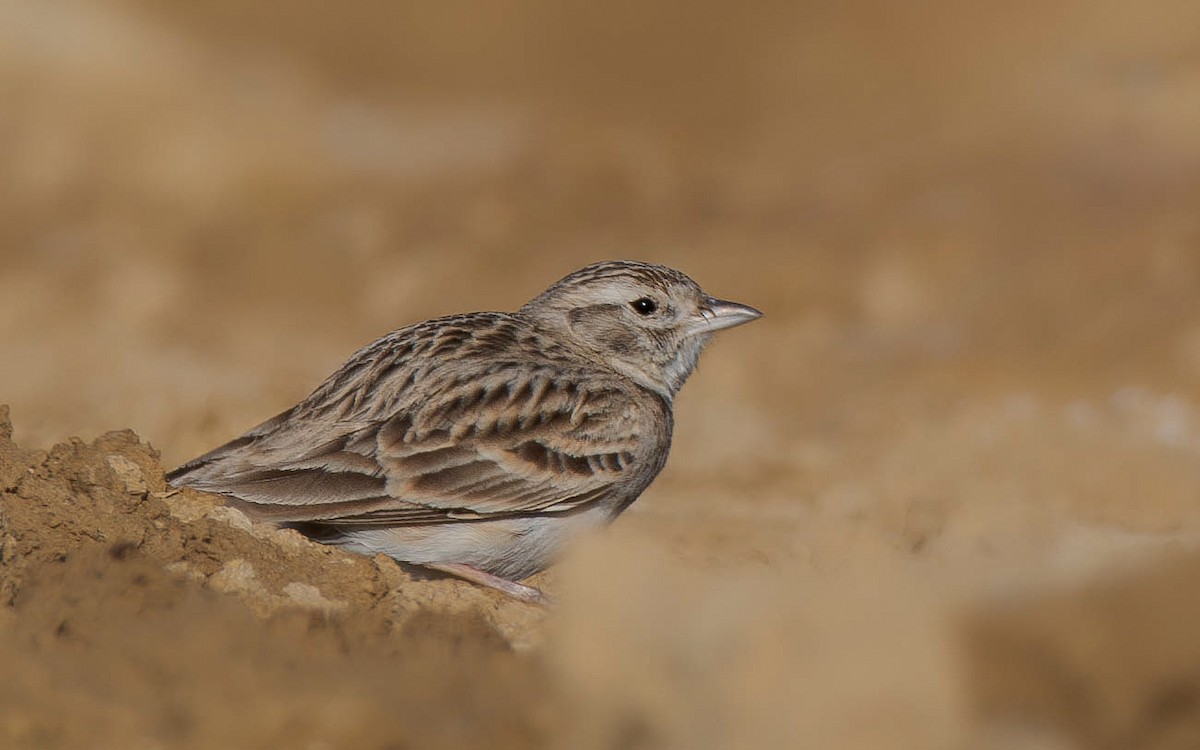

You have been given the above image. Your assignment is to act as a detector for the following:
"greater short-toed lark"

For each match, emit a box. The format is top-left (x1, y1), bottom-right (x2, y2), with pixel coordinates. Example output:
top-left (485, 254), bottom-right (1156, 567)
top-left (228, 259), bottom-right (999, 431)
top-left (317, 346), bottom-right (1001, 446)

top-left (168, 261), bottom-right (761, 603)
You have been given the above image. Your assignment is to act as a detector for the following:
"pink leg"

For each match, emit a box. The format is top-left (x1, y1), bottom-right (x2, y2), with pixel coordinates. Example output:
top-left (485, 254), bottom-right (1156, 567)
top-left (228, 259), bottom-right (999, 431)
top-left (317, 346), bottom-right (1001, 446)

top-left (424, 562), bottom-right (552, 606)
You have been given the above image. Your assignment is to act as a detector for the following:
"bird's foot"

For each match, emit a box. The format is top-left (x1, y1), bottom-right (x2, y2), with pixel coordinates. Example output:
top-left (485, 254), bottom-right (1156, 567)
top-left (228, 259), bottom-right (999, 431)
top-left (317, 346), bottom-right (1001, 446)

top-left (424, 562), bottom-right (552, 606)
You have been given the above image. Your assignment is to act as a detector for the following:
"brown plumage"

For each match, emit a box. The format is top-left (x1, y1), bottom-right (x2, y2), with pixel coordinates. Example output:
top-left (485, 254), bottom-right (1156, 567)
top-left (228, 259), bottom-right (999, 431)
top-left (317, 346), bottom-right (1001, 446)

top-left (167, 260), bottom-right (761, 602)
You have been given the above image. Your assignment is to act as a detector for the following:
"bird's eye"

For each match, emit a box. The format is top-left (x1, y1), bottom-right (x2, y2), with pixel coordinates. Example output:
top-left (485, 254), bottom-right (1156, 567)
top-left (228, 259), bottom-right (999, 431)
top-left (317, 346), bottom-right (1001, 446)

top-left (631, 297), bottom-right (658, 315)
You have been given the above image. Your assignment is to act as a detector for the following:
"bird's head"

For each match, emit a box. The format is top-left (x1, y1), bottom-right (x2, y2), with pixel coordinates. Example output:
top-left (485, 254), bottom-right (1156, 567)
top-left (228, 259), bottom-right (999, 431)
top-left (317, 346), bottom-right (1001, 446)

top-left (518, 261), bottom-right (762, 399)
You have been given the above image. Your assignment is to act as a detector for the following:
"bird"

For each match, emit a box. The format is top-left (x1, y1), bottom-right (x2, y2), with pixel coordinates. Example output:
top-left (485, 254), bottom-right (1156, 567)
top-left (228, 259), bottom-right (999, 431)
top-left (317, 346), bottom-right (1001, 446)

top-left (166, 260), bottom-right (761, 603)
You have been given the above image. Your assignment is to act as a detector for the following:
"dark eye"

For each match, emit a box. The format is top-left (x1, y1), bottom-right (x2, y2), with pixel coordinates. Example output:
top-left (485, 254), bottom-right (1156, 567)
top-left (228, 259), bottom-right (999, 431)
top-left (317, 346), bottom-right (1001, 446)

top-left (631, 297), bottom-right (658, 315)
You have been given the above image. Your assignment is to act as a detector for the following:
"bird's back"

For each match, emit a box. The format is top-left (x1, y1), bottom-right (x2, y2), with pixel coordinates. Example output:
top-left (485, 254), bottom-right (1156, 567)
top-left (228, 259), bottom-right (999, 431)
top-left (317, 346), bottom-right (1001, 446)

top-left (167, 310), bottom-right (672, 528)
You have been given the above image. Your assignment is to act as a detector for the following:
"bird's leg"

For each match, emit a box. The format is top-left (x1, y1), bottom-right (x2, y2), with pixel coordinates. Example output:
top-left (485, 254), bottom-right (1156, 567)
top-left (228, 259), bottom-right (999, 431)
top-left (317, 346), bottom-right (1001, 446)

top-left (423, 562), bottom-right (552, 606)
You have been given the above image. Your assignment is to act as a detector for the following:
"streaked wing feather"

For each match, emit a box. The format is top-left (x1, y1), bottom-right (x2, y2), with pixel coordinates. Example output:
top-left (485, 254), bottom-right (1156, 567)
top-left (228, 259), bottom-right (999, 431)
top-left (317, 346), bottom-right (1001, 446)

top-left (313, 485), bottom-right (613, 527)
top-left (207, 466), bottom-right (386, 506)
top-left (311, 371), bottom-right (637, 525)
top-left (169, 317), bottom-right (650, 526)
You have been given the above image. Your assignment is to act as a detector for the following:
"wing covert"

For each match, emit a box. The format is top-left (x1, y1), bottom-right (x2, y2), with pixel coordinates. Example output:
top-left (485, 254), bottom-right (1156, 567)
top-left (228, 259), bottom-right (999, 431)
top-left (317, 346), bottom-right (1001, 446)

top-left (171, 344), bottom-right (655, 527)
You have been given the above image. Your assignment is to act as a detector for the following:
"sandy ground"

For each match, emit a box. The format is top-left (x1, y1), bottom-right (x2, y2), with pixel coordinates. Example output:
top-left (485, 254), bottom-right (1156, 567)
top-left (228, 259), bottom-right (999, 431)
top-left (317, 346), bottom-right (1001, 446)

top-left (4, 1), bottom-right (1200, 748)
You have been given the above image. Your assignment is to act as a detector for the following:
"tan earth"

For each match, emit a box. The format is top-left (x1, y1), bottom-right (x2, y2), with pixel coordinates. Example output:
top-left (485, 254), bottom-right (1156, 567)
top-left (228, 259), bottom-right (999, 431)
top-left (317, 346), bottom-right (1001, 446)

top-left (4, 1), bottom-right (1200, 748)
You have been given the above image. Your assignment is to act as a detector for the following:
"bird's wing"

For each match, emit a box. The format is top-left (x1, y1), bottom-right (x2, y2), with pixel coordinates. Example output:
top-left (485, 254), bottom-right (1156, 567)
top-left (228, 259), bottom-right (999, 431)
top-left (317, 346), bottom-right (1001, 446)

top-left (168, 317), bottom-right (660, 526)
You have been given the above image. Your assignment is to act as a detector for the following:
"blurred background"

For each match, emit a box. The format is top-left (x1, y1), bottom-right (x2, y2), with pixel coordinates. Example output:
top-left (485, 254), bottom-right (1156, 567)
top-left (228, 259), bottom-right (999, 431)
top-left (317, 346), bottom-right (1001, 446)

top-left (4, 0), bottom-right (1200, 747)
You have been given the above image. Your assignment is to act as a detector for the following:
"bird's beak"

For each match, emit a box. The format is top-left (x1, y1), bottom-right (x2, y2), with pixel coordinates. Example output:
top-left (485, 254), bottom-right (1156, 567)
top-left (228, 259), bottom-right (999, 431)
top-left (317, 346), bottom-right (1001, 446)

top-left (688, 297), bottom-right (763, 336)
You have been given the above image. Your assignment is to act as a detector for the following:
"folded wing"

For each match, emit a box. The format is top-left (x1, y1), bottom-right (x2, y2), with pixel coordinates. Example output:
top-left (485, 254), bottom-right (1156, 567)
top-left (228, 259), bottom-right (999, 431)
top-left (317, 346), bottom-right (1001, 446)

top-left (167, 320), bottom-right (651, 526)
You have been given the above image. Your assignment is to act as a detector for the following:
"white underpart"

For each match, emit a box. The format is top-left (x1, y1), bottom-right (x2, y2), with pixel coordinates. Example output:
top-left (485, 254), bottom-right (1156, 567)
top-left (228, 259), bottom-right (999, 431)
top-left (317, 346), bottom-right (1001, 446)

top-left (333, 503), bottom-right (613, 581)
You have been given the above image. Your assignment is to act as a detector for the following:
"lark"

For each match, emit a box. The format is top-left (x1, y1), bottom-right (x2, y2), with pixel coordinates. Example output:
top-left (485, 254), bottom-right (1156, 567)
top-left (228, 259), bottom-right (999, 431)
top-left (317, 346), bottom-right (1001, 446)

top-left (167, 261), bottom-right (761, 603)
